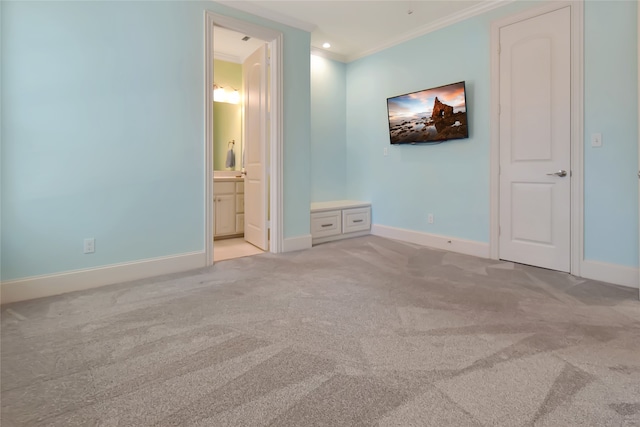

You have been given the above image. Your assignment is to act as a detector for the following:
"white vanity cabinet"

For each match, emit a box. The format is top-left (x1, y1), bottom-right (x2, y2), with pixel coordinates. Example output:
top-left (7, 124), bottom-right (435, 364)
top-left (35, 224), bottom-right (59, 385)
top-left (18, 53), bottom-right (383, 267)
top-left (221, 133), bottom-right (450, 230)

top-left (214, 179), bottom-right (244, 239)
top-left (310, 200), bottom-right (371, 245)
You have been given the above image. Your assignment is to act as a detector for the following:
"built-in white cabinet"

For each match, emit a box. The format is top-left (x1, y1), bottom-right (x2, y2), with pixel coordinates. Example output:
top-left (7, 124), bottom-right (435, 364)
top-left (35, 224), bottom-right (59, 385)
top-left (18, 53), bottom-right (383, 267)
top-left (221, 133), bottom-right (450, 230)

top-left (214, 179), bottom-right (244, 239)
top-left (215, 193), bottom-right (236, 235)
top-left (310, 200), bottom-right (371, 245)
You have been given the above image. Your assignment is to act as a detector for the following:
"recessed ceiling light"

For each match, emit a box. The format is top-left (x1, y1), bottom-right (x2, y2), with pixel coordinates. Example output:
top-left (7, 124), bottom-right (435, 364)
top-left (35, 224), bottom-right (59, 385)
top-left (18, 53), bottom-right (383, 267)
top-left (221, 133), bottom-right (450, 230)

top-left (322, 42), bottom-right (331, 49)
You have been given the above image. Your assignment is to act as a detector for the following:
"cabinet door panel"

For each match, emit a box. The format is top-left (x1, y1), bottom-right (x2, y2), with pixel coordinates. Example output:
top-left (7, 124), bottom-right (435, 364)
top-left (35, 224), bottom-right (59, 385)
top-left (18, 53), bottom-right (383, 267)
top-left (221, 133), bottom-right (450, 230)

top-left (236, 195), bottom-right (244, 213)
top-left (215, 195), bottom-right (236, 235)
top-left (236, 213), bottom-right (244, 233)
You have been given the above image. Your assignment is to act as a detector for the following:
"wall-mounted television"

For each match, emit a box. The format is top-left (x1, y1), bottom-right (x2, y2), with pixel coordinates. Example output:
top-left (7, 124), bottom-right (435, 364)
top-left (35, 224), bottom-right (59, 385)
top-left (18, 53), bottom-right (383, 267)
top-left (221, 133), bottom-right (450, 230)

top-left (387, 81), bottom-right (468, 144)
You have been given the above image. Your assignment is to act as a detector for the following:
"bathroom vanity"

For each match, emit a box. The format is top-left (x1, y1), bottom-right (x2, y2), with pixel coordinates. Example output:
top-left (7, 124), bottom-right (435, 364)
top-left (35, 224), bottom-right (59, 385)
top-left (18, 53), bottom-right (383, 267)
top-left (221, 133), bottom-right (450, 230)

top-left (214, 176), bottom-right (244, 239)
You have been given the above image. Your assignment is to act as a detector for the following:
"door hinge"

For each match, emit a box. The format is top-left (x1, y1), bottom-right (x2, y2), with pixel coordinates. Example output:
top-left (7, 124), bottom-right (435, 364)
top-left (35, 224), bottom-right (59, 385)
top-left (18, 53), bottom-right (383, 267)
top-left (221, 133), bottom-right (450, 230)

top-left (498, 44), bottom-right (501, 54)
top-left (498, 104), bottom-right (501, 115)
top-left (499, 225), bottom-right (501, 236)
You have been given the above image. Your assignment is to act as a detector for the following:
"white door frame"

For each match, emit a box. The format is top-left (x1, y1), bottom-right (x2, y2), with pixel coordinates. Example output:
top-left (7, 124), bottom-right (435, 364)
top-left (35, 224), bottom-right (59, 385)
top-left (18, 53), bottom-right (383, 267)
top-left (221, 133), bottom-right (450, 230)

top-left (489, 1), bottom-right (584, 275)
top-left (204, 11), bottom-right (284, 265)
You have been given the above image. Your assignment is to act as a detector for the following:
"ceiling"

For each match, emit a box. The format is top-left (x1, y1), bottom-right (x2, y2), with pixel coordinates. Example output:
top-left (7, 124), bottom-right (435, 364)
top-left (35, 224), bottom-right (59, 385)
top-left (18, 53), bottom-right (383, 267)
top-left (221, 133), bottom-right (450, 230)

top-left (217, 0), bottom-right (512, 62)
top-left (213, 25), bottom-right (267, 63)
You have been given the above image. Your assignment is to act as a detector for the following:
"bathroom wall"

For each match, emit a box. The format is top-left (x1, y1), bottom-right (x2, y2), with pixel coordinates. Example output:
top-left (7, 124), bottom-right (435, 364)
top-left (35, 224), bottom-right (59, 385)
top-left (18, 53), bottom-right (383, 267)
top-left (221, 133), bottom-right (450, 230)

top-left (213, 59), bottom-right (242, 171)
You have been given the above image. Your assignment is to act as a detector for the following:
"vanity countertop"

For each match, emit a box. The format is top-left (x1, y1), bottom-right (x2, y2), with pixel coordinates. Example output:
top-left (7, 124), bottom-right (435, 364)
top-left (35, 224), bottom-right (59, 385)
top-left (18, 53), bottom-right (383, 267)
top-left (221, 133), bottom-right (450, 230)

top-left (213, 176), bottom-right (244, 182)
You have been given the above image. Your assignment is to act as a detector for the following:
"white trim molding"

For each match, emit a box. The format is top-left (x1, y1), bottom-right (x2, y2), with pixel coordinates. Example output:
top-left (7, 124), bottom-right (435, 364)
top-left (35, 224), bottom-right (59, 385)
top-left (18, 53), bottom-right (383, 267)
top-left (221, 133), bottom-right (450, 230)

top-left (205, 12), bottom-right (285, 262)
top-left (371, 224), bottom-right (490, 259)
top-left (348, 0), bottom-right (514, 62)
top-left (310, 47), bottom-right (347, 63)
top-left (0, 252), bottom-right (207, 305)
top-left (282, 235), bottom-right (312, 253)
top-left (269, 32), bottom-right (285, 254)
top-left (489, 1), bottom-right (584, 275)
top-left (213, 51), bottom-right (242, 64)
top-left (218, 1), bottom-right (513, 63)
top-left (580, 260), bottom-right (639, 290)
top-left (216, 1), bottom-right (316, 33)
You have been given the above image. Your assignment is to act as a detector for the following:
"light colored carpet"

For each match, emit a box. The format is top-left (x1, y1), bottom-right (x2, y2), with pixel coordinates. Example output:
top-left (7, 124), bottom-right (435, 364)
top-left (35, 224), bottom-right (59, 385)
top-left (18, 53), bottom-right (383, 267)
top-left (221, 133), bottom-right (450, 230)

top-left (1, 235), bottom-right (639, 426)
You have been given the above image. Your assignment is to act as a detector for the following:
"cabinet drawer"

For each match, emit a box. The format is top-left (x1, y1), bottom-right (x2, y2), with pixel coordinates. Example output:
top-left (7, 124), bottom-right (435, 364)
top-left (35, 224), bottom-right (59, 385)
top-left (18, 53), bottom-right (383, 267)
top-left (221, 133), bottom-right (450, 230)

top-left (342, 207), bottom-right (371, 233)
top-left (215, 181), bottom-right (235, 195)
top-left (311, 211), bottom-right (342, 238)
top-left (236, 182), bottom-right (244, 193)
top-left (236, 195), bottom-right (244, 213)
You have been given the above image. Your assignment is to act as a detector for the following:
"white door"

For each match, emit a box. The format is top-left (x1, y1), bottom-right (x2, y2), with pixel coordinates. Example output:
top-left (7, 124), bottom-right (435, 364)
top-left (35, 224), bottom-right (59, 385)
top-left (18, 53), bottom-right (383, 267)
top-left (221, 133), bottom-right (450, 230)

top-left (243, 44), bottom-right (269, 250)
top-left (499, 7), bottom-right (571, 272)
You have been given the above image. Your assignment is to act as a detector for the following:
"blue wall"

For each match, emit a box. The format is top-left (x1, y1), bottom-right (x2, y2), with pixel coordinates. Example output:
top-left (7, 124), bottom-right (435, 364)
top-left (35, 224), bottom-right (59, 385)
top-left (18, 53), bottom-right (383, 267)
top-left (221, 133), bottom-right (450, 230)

top-left (1, 1), bottom-right (311, 280)
top-left (345, 1), bottom-right (638, 267)
top-left (310, 55), bottom-right (347, 202)
top-left (3, 0), bottom-right (638, 282)
top-left (584, 1), bottom-right (638, 266)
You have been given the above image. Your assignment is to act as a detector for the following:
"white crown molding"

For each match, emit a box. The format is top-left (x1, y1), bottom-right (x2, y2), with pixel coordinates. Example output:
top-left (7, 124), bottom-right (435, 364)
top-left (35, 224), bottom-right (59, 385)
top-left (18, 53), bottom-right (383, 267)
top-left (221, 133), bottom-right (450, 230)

top-left (347, 0), bottom-right (515, 62)
top-left (310, 47), bottom-right (347, 63)
top-left (214, 51), bottom-right (243, 64)
top-left (216, 1), bottom-right (316, 33)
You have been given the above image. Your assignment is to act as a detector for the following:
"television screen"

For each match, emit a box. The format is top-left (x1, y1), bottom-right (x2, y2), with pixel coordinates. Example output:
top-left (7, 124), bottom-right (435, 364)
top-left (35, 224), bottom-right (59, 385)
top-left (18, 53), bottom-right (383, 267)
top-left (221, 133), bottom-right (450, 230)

top-left (387, 81), bottom-right (468, 144)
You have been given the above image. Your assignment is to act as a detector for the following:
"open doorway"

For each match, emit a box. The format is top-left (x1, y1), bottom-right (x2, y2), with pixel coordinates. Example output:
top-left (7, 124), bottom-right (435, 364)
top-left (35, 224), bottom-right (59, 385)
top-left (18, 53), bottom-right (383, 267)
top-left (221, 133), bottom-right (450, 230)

top-left (204, 12), bottom-right (284, 265)
top-left (211, 26), bottom-right (268, 262)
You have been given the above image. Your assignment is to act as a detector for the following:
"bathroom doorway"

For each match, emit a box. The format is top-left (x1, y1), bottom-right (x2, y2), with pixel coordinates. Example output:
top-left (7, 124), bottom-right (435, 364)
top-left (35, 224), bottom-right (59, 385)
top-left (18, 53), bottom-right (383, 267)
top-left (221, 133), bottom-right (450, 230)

top-left (204, 11), bottom-right (284, 265)
top-left (207, 15), bottom-right (281, 263)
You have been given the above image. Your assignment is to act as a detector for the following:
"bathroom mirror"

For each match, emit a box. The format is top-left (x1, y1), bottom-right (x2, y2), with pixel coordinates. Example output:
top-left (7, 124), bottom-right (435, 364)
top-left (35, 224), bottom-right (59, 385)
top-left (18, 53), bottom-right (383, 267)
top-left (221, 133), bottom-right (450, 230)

top-left (213, 58), bottom-right (243, 172)
top-left (213, 102), bottom-right (242, 171)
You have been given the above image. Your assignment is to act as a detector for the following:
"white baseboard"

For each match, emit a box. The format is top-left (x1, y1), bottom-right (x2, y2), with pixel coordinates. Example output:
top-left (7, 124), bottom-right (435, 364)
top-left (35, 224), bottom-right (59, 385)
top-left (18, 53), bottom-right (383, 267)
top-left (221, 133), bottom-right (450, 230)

top-left (580, 260), bottom-right (639, 289)
top-left (1, 251), bottom-right (207, 304)
top-left (371, 224), bottom-right (490, 259)
top-left (282, 234), bottom-right (312, 253)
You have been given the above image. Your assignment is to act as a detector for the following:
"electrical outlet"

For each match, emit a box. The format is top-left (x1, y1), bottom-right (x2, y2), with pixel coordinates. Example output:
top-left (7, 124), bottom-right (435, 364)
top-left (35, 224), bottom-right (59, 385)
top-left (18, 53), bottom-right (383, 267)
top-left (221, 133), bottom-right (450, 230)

top-left (84, 238), bottom-right (95, 254)
top-left (384, 147), bottom-right (388, 156)
top-left (427, 214), bottom-right (434, 224)
top-left (591, 133), bottom-right (602, 147)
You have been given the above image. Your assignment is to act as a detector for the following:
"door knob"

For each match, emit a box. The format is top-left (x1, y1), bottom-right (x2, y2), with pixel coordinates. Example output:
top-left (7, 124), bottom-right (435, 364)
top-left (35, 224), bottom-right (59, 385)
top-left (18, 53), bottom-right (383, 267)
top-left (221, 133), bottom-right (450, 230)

top-left (546, 170), bottom-right (567, 177)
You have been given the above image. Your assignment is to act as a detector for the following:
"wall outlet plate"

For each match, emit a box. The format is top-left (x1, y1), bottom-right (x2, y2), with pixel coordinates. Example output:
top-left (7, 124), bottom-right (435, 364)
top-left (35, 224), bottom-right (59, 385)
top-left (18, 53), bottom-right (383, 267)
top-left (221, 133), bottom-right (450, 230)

top-left (84, 238), bottom-right (95, 254)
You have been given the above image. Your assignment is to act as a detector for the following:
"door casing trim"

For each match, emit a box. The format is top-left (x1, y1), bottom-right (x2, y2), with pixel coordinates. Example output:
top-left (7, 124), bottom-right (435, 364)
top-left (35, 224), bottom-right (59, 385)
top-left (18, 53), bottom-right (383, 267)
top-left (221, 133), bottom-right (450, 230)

top-left (489, 1), bottom-right (584, 275)
top-left (204, 11), bottom-right (284, 265)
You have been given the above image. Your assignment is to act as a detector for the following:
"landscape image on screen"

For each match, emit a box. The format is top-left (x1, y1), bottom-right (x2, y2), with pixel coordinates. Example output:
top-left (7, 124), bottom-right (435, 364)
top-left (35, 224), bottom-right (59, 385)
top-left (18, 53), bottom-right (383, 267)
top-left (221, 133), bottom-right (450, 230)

top-left (387, 81), bottom-right (468, 144)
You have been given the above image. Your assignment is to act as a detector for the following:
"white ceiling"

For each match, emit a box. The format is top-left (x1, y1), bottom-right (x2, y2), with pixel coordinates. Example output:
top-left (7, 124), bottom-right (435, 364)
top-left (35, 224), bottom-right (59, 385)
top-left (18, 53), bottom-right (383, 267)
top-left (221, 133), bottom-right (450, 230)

top-left (217, 0), bottom-right (512, 62)
top-left (213, 25), bottom-right (267, 63)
